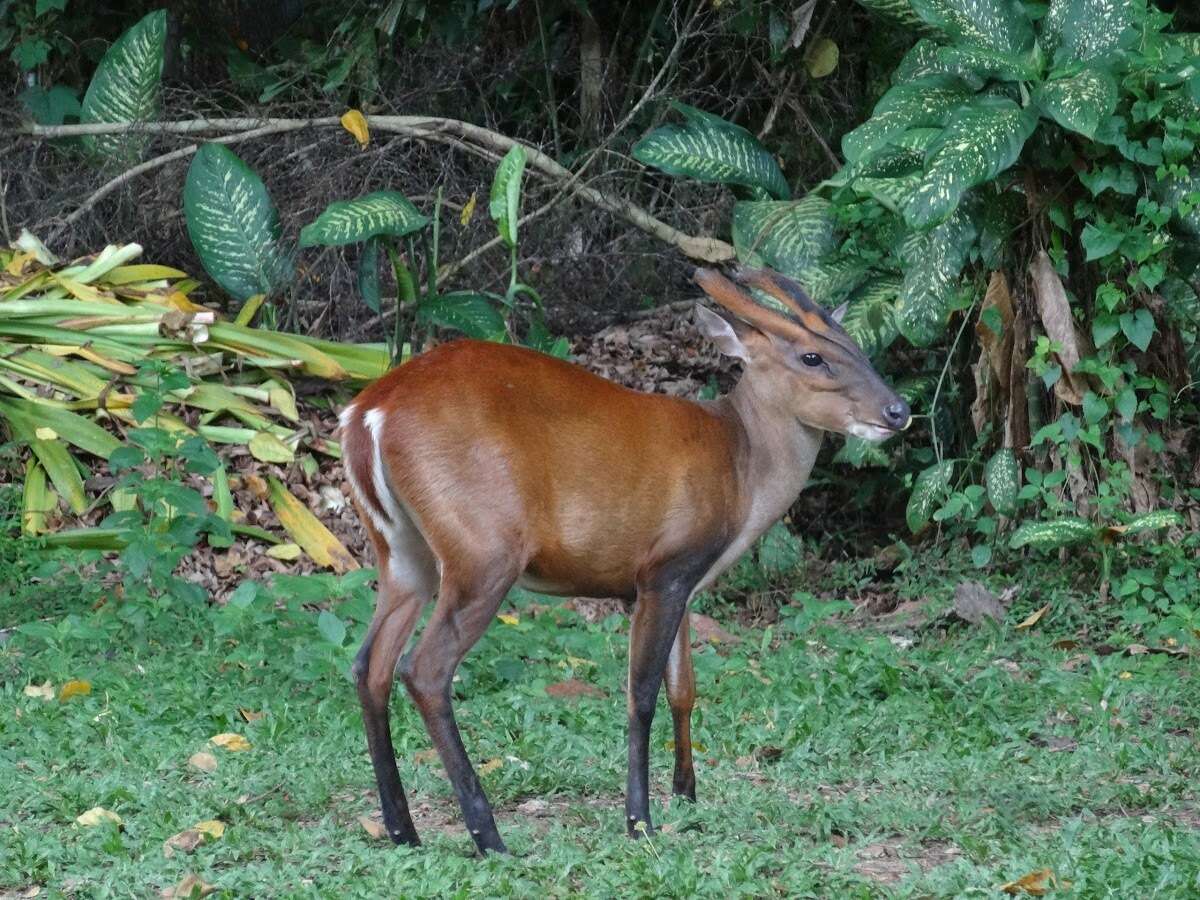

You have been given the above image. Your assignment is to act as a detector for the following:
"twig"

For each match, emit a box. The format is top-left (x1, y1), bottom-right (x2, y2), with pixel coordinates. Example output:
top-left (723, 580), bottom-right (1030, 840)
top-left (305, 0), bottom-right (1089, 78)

top-left (19, 114), bottom-right (733, 264)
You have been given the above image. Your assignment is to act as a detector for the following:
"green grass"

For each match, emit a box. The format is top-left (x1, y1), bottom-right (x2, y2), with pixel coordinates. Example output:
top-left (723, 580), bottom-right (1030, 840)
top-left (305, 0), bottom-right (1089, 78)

top-left (2, 545), bottom-right (1199, 898)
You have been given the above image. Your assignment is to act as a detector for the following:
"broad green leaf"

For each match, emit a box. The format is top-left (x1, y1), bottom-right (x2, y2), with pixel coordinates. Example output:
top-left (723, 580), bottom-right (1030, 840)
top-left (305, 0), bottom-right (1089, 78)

top-left (909, 0), bottom-right (1034, 54)
top-left (490, 145), bottom-right (528, 248)
top-left (1042, 0), bottom-right (1134, 63)
top-left (633, 103), bottom-right (790, 200)
top-left (907, 460), bottom-right (955, 533)
top-left (1034, 67), bottom-right (1117, 139)
top-left (984, 447), bottom-right (1019, 514)
top-left (905, 97), bottom-right (1037, 227)
top-left (896, 206), bottom-right (977, 345)
top-left (1009, 517), bottom-right (1095, 550)
top-left (1163, 172), bottom-right (1200, 238)
top-left (1119, 309), bottom-right (1155, 352)
top-left (842, 76), bottom-right (974, 164)
top-left (299, 191), bottom-right (429, 248)
top-left (0, 398), bottom-right (120, 459)
top-left (853, 0), bottom-right (925, 28)
top-left (839, 277), bottom-right (901, 358)
top-left (417, 292), bottom-right (507, 341)
top-left (80, 10), bottom-right (167, 163)
top-left (184, 144), bottom-right (294, 302)
top-left (1117, 510), bottom-right (1183, 535)
top-left (731, 197), bottom-right (835, 286)
top-left (356, 237), bottom-right (382, 313)
top-left (895, 38), bottom-right (1035, 85)
top-left (757, 523), bottom-right (804, 575)
top-left (317, 610), bottom-right (347, 647)
top-left (832, 435), bottom-right (891, 468)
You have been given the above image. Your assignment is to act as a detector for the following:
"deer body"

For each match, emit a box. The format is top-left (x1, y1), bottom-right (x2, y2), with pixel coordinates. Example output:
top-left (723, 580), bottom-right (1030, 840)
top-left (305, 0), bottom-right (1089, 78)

top-left (340, 267), bottom-right (908, 853)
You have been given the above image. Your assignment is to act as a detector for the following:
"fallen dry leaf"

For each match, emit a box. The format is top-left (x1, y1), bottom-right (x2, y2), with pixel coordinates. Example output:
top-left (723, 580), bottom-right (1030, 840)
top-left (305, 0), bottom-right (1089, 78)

top-left (516, 798), bottom-right (549, 816)
top-left (1015, 604), bottom-right (1050, 630)
top-left (545, 679), bottom-right (605, 700)
top-left (340, 108), bottom-right (370, 148)
top-left (163, 829), bottom-right (203, 858)
top-left (188, 752), bottom-right (218, 773)
top-left (953, 581), bottom-right (1010, 625)
top-left (266, 542), bottom-right (302, 561)
top-left (1030, 250), bottom-right (1090, 405)
top-left (193, 820), bottom-right (225, 839)
top-left (690, 613), bottom-right (738, 645)
top-left (75, 807), bottom-right (121, 827)
top-left (209, 732), bottom-right (251, 752)
top-left (160, 873), bottom-right (215, 899)
top-left (412, 748), bottom-right (439, 765)
top-left (497, 613), bottom-right (519, 626)
top-left (478, 758), bottom-right (503, 776)
top-left (23, 681), bottom-right (54, 701)
top-left (58, 679), bottom-right (92, 701)
top-left (359, 815), bottom-right (387, 840)
top-left (238, 708), bottom-right (265, 722)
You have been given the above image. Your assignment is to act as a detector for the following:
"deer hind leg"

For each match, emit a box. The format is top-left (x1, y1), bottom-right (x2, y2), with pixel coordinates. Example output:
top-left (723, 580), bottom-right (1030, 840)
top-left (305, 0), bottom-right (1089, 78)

top-left (399, 558), bottom-right (518, 855)
top-left (351, 508), bottom-right (438, 847)
top-left (664, 610), bottom-right (697, 801)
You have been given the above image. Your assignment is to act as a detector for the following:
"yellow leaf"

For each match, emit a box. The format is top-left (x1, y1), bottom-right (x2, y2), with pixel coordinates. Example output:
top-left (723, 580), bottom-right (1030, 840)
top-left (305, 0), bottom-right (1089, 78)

top-left (564, 655), bottom-right (593, 668)
top-left (999, 868), bottom-right (1069, 895)
top-left (1015, 604), bottom-right (1050, 629)
top-left (460, 191), bottom-right (478, 226)
top-left (478, 758), bottom-right (503, 775)
top-left (34, 427), bottom-right (58, 440)
top-left (266, 542), bottom-right (302, 560)
top-left (76, 806), bottom-right (122, 827)
top-left (341, 109), bottom-right (370, 148)
top-left (359, 815), bottom-right (387, 840)
top-left (238, 708), bottom-right (265, 722)
top-left (248, 431), bottom-right (295, 464)
top-left (210, 732), bottom-right (251, 752)
top-left (58, 679), bottom-right (92, 701)
top-left (188, 751), bottom-right (218, 772)
top-left (497, 613), bottom-right (519, 626)
top-left (160, 873), bottom-right (215, 898)
top-left (1119, 671), bottom-right (1133, 680)
top-left (267, 476), bottom-right (359, 574)
top-left (193, 820), bottom-right (225, 839)
top-left (24, 681), bottom-right (54, 701)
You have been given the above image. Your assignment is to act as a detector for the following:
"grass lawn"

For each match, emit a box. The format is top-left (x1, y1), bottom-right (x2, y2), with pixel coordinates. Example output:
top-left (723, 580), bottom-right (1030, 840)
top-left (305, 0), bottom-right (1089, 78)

top-left (2, 548), bottom-right (1198, 898)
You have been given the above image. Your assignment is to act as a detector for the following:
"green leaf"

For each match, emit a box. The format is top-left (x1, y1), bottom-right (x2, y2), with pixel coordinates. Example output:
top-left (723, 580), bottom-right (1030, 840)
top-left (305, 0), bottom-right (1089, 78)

top-left (356, 237), bottom-right (382, 313)
top-left (805, 38), bottom-right (840, 78)
top-left (1118, 510), bottom-right (1183, 535)
top-left (905, 97), bottom-right (1037, 227)
top-left (633, 103), bottom-right (789, 200)
top-left (1009, 517), bottom-right (1096, 550)
top-left (79, 10), bottom-right (167, 163)
top-left (897, 206), bottom-right (977, 345)
top-left (183, 144), bottom-right (295, 302)
top-left (36, 0), bottom-right (68, 13)
top-left (907, 460), bottom-right (955, 533)
top-left (842, 76), bottom-right (975, 165)
top-left (909, 0), bottom-right (1034, 53)
top-left (317, 610), bottom-right (347, 647)
top-left (1042, 0), bottom-right (1134, 64)
top-left (1119, 309), bottom-right (1155, 352)
top-left (984, 447), bottom-right (1020, 515)
top-left (853, 0), bottom-right (926, 28)
top-left (13, 38), bottom-right (50, 71)
top-left (18, 84), bottom-right (81, 126)
top-left (490, 145), bottom-right (528, 248)
top-left (417, 292), bottom-right (507, 341)
top-left (300, 192), bottom-right (429, 248)
top-left (898, 39), bottom-right (1037, 84)
top-left (1034, 67), bottom-right (1117, 139)
top-left (731, 197), bottom-right (837, 295)
top-left (1081, 222), bottom-right (1123, 260)
top-left (757, 523), bottom-right (803, 575)
top-left (839, 277), bottom-right (901, 358)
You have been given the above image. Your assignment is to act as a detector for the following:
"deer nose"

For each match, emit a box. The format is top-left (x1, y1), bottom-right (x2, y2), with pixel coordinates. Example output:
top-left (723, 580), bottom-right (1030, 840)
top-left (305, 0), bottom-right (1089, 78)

top-left (883, 400), bottom-right (911, 431)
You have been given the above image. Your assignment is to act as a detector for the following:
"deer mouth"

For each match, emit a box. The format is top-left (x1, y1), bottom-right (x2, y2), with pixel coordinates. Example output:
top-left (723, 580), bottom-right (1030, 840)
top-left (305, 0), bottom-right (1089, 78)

top-left (846, 421), bottom-right (901, 443)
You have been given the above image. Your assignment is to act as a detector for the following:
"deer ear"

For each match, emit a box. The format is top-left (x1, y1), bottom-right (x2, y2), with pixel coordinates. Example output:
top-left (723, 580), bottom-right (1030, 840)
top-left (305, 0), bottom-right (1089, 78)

top-left (694, 304), bottom-right (749, 361)
top-left (831, 301), bottom-right (850, 324)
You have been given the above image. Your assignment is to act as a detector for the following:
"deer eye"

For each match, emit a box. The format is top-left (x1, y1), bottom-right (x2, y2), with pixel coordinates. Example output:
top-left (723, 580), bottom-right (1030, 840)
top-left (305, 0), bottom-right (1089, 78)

top-left (800, 352), bottom-right (823, 367)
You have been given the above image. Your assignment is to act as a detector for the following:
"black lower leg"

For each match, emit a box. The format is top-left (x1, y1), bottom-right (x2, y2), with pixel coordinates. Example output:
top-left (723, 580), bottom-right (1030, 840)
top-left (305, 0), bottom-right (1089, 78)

top-left (357, 685), bottom-right (420, 847)
top-left (626, 696), bottom-right (656, 835)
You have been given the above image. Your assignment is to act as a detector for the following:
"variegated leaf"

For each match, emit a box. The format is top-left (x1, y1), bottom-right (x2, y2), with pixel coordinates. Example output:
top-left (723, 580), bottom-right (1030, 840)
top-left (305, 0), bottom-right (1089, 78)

top-left (1041, 0), bottom-right (1134, 64)
top-left (299, 191), bottom-right (429, 248)
top-left (183, 144), bottom-right (295, 302)
top-left (909, 0), bottom-right (1034, 54)
top-left (1009, 517), bottom-right (1096, 550)
top-left (417, 292), bottom-right (507, 341)
top-left (907, 460), bottom-right (956, 533)
top-left (984, 447), bottom-right (1019, 514)
top-left (842, 76), bottom-right (974, 165)
top-left (1118, 509), bottom-right (1183, 535)
top-left (905, 97), bottom-right (1037, 227)
top-left (1034, 67), bottom-right (1117, 139)
top-left (1161, 172), bottom-right (1200, 238)
top-left (490, 145), bottom-right (527, 248)
top-left (852, 0), bottom-right (925, 28)
top-left (897, 206), bottom-right (977, 345)
top-left (896, 39), bottom-right (1037, 84)
top-left (80, 10), bottom-right (167, 163)
top-left (634, 103), bottom-right (790, 200)
top-left (839, 277), bottom-right (901, 358)
top-left (731, 197), bottom-right (835, 274)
